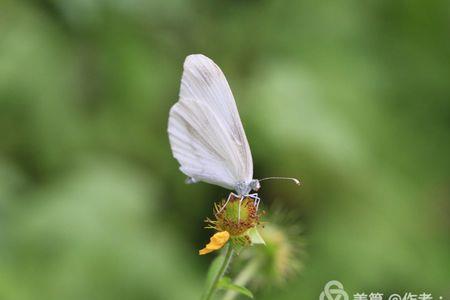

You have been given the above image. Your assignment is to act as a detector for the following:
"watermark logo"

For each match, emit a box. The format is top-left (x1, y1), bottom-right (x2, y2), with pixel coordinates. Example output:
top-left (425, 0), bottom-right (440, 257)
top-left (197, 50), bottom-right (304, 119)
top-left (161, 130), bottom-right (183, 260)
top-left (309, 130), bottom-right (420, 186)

top-left (319, 280), bottom-right (442, 300)
top-left (320, 280), bottom-right (349, 300)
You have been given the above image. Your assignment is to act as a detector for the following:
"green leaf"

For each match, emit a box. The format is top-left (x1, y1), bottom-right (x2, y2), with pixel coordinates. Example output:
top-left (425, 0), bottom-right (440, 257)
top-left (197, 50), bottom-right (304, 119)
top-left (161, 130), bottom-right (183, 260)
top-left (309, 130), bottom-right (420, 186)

top-left (218, 277), bottom-right (254, 299)
top-left (248, 227), bottom-right (266, 245)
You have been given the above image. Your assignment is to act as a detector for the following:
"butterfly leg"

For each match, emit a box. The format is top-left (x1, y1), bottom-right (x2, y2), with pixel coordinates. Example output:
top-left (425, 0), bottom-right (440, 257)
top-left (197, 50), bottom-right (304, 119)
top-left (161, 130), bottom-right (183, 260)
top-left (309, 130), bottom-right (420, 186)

top-left (218, 192), bottom-right (238, 213)
top-left (247, 193), bottom-right (261, 210)
top-left (255, 197), bottom-right (261, 211)
top-left (238, 195), bottom-right (244, 221)
top-left (247, 193), bottom-right (259, 202)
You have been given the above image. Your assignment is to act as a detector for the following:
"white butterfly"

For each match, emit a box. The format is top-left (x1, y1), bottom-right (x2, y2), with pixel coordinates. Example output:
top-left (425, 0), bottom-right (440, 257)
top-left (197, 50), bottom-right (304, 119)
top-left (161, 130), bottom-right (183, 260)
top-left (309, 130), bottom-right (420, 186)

top-left (168, 54), bottom-right (299, 208)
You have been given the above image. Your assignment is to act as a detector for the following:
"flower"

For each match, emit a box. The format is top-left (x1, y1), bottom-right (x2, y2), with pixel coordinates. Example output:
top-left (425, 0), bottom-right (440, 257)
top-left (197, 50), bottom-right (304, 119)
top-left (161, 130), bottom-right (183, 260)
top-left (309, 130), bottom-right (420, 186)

top-left (200, 193), bottom-right (264, 255)
top-left (199, 231), bottom-right (230, 255)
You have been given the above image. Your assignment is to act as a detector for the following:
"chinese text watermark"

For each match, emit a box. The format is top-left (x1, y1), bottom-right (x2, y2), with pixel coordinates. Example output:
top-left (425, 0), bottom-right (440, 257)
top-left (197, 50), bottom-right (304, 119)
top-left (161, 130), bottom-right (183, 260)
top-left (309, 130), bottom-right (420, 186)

top-left (320, 280), bottom-right (443, 300)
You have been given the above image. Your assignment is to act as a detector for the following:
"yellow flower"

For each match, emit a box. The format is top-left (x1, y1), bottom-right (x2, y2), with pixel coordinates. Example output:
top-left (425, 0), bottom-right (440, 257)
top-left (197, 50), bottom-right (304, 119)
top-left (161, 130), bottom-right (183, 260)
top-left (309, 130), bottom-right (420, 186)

top-left (199, 231), bottom-right (230, 255)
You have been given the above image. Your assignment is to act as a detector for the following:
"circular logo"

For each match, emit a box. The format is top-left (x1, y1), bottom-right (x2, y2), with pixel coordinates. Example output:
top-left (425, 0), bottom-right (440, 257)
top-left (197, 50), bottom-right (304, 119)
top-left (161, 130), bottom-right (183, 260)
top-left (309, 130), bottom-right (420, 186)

top-left (319, 280), bottom-right (349, 300)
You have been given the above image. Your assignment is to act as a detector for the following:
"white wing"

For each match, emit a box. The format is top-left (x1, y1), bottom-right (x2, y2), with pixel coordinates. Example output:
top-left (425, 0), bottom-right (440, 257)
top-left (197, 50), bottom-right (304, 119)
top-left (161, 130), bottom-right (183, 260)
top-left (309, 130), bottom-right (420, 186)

top-left (168, 54), bottom-right (253, 190)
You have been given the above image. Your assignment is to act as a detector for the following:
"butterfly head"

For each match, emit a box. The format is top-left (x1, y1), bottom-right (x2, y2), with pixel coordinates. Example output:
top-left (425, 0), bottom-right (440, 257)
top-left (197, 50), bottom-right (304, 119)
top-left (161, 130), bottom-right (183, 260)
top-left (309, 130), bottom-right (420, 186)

top-left (249, 179), bottom-right (261, 192)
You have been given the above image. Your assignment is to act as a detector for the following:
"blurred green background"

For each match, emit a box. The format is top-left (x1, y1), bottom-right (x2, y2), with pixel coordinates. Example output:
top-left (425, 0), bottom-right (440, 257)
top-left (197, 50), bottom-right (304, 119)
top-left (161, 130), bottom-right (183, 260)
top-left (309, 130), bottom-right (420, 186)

top-left (1, 0), bottom-right (449, 299)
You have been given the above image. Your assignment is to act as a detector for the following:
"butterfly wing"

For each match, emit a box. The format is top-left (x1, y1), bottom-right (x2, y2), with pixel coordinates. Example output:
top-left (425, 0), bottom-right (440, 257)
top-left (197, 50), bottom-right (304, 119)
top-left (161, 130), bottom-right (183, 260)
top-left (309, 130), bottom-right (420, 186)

top-left (168, 54), bottom-right (253, 190)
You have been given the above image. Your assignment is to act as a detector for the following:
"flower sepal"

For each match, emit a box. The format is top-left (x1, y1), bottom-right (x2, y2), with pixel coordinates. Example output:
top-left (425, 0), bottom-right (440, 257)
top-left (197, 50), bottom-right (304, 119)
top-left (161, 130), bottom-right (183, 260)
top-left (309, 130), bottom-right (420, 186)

top-left (247, 227), bottom-right (266, 245)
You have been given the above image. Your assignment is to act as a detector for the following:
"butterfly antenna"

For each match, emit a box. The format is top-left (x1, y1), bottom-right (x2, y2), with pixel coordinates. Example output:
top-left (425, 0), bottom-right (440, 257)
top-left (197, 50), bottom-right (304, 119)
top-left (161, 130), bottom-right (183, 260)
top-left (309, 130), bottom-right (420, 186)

top-left (258, 177), bottom-right (301, 186)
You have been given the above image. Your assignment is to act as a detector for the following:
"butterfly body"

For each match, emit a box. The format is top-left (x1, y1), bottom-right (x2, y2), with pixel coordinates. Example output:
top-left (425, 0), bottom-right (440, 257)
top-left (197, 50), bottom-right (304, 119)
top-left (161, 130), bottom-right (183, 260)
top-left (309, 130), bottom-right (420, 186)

top-left (235, 179), bottom-right (260, 196)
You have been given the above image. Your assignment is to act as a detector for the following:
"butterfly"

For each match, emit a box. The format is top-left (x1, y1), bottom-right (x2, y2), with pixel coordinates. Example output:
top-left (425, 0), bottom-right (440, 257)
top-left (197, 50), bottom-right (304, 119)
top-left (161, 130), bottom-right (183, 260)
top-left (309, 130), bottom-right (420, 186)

top-left (168, 54), bottom-right (299, 211)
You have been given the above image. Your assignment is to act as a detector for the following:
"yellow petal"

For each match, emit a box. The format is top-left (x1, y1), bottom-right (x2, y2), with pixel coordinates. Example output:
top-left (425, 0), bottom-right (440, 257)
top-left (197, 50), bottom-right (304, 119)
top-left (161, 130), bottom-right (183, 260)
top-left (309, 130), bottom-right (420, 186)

top-left (199, 231), bottom-right (230, 255)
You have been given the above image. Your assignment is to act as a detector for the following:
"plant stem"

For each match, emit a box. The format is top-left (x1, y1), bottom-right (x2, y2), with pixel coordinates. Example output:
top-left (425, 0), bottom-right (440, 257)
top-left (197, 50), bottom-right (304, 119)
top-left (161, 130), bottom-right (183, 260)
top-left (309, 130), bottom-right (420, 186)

top-left (203, 244), bottom-right (234, 300)
top-left (222, 258), bottom-right (261, 300)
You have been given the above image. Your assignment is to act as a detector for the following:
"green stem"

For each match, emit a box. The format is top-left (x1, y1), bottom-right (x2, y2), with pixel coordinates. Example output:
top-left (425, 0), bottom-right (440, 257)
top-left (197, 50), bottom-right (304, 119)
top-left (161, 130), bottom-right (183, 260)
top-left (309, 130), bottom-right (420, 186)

top-left (203, 244), bottom-right (234, 300)
top-left (222, 258), bottom-right (262, 300)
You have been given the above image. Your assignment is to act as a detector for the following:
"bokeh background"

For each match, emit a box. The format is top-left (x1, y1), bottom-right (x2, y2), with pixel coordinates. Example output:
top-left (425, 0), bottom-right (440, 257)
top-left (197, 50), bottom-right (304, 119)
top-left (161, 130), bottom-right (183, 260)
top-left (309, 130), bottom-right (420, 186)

top-left (1, 0), bottom-right (449, 299)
